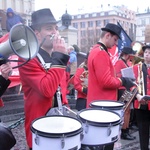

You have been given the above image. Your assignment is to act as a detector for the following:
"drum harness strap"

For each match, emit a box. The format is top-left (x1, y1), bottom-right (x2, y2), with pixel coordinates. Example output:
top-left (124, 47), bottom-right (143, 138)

top-left (36, 53), bottom-right (63, 114)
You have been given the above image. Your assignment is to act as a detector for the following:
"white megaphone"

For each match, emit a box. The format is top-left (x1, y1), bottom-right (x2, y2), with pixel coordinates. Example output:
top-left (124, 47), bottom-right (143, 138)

top-left (0, 24), bottom-right (38, 60)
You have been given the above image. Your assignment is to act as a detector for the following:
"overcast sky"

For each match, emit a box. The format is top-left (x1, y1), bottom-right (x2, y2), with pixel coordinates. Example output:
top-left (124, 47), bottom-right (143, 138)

top-left (34, 0), bottom-right (150, 20)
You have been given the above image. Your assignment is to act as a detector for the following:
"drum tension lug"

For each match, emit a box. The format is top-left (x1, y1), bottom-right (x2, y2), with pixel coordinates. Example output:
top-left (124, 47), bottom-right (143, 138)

top-left (85, 121), bottom-right (89, 133)
top-left (35, 131), bottom-right (39, 145)
top-left (85, 121), bottom-right (89, 134)
top-left (80, 132), bottom-right (84, 141)
top-left (61, 134), bottom-right (65, 149)
top-left (107, 124), bottom-right (112, 136)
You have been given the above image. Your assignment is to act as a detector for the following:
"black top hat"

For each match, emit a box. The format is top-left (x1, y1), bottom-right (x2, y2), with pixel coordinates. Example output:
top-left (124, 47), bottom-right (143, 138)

top-left (31, 8), bottom-right (58, 28)
top-left (142, 44), bottom-right (150, 51)
top-left (121, 47), bottom-right (135, 55)
top-left (101, 23), bottom-right (121, 39)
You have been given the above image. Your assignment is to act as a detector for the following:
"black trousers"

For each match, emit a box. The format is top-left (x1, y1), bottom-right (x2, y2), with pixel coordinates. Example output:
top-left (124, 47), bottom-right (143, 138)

top-left (76, 98), bottom-right (86, 111)
top-left (135, 109), bottom-right (150, 150)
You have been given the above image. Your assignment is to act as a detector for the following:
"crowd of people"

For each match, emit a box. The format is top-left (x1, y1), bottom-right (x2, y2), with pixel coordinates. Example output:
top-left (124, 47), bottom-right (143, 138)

top-left (0, 6), bottom-right (150, 150)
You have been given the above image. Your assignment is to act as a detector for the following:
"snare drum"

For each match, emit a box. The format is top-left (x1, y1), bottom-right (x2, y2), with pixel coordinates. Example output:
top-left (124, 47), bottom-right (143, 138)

top-left (31, 116), bottom-right (83, 150)
top-left (78, 108), bottom-right (121, 146)
top-left (90, 100), bottom-right (124, 118)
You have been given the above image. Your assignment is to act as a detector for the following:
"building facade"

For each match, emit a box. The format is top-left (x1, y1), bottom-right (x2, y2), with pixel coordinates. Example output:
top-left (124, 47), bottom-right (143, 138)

top-left (136, 10), bottom-right (150, 43)
top-left (0, 0), bottom-right (35, 34)
top-left (71, 5), bottom-right (136, 53)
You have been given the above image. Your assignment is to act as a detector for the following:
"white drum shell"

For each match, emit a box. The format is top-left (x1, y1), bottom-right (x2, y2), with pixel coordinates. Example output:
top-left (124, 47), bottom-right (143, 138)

top-left (78, 109), bottom-right (121, 146)
top-left (32, 133), bottom-right (81, 150)
top-left (31, 116), bottom-right (83, 150)
top-left (81, 122), bottom-right (119, 145)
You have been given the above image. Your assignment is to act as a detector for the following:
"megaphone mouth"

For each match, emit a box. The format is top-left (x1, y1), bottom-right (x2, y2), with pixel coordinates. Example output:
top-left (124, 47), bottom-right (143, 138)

top-left (9, 24), bottom-right (38, 60)
top-left (0, 24), bottom-right (39, 68)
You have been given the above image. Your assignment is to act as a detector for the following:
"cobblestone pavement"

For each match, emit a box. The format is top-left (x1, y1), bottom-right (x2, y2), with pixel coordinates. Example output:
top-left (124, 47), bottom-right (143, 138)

top-left (10, 123), bottom-right (26, 150)
top-left (9, 121), bottom-right (143, 150)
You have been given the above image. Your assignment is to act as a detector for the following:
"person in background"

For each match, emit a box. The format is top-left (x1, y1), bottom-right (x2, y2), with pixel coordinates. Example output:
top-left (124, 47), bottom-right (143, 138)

top-left (67, 45), bottom-right (77, 96)
top-left (6, 7), bottom-right (24, 32)
top-left (74, 52), bottom-right (89, 111)
top-left (18, 8), bottom-right (69, 150)
top-left (87, 23), bottom-right (136, 150)
top-left (114, 47), bottom-right (136, 140)
top-left (67, 45), bottom-right (77, 77)
top-left (133, 44), bottom-right (150, 150)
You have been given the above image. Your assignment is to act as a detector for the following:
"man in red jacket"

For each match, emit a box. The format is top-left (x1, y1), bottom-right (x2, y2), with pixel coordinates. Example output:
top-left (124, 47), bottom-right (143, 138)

top-left (18, 9), bottom-right (69, 150)
top-left (87, 23), bottom-right (136, 150)
top-left (74, 53), bottom-right (89, 111)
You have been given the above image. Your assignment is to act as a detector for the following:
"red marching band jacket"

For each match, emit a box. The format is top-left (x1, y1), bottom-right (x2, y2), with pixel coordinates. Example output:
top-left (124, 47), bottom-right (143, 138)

top-left (133, 63), bottom-right (150, 110)
top-left (87, 43), bottom-right (122, 108)
top-left (74, 62), bottom-right (88, 99)
top-left (18, 51), bottom-right (69, 147)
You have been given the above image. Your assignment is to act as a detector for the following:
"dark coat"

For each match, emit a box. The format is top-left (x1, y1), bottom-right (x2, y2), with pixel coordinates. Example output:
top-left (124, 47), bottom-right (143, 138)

top-left (0, 75), bottom-right (10, 97)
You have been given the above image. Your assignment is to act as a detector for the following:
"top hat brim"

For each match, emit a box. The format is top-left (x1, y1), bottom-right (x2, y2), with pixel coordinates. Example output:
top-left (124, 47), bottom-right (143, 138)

top-left (101, 28), bottom-right (121, 39)
top-left (142, 45), bottom-right (150, 51)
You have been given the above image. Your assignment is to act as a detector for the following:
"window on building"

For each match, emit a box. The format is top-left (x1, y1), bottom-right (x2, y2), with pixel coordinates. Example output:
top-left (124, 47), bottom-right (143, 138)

top-left (80, 22), bottom-right (86, 28)
top-left (92, 13), bottom-right (97, 17)
top-left (88, 21), bottom-right (93, 27)
top-left (74, 16), bottom-right (77, 19)
top-left (85, 14), bottom-right (89, 18)
top-left (96, 20), bottom-right (101, 27)
top-left (81, 15), bottom-right (85, 18)
top-left (108, 11), bottom-right (117, 15)
top-left (89, 14), bottom-right (92, 17)
top-left (73, 23), bottom-right (78, 29)
top-left (81, 30), bottom-right (86, 37)
top-left (105, 12), bottom-right (108, 16)
top-left (142, 30), bottom-right (145, 36)
top-left (141, 19), bottom-right (146, 26)
top-left (104, 19), bottom-right (109, 26)
top-left (101, 12), bottom-right (105, 16)
top-left (77, 15), bottom-right (81, 19)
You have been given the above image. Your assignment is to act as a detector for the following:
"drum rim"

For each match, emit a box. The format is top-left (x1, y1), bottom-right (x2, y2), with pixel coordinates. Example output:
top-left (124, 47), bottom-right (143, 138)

top-left (90, 100), bottom-right (124, 110)
top-left (77, 108), bottom-right (121, 127)
top-left (31, 116), bottom-right (83, 138)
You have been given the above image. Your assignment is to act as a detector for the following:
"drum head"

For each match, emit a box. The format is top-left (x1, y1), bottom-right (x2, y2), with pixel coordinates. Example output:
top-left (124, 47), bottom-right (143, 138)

top-left (90, 100), bottom-right (124, 110)
top-left (78, 108), bottom-right (120, 126)
top-left (31, 116), bottom-right (82, 138)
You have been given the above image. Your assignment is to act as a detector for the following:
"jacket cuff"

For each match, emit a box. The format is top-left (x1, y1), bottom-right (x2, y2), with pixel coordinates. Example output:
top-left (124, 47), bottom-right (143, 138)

top-left (82, 87), bottom-right (88, 94)
top-left (51, 51), bottom-right (70, 66)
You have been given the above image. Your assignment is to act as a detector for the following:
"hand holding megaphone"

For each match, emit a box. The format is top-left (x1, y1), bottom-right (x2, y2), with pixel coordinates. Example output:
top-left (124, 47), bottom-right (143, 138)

top-left (0, 62), bottom-right (12, 79)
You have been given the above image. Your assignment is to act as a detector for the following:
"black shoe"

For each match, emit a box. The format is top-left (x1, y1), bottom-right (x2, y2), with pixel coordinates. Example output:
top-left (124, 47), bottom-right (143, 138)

top-left (121, 132), bottom-right (135, 140)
